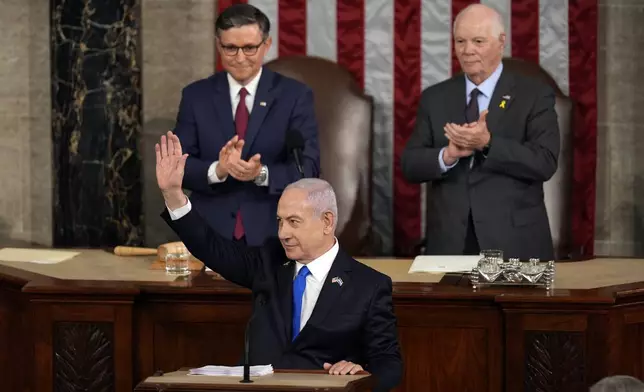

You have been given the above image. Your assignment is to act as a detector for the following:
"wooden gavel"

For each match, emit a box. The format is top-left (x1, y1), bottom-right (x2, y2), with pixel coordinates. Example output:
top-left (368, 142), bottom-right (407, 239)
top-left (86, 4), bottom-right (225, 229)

top-left (113, 241), bottom-right (188, 261)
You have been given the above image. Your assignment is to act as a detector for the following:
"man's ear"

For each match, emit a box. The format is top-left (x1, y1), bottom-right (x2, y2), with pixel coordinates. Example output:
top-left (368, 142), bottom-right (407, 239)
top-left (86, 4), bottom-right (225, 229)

top-left (322, 211), bottom-right (335, 235)
top-left (499, 33), bottom-right (506, 50)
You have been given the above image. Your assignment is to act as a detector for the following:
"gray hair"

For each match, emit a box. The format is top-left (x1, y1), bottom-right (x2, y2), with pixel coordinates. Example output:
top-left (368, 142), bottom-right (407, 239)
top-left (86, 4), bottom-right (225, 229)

top-left (453, 4), bottom-right (505, 38)
top-left (284, 178), bottom-right (338, 223)
top-left (590, 376), bottom-right (644, 392)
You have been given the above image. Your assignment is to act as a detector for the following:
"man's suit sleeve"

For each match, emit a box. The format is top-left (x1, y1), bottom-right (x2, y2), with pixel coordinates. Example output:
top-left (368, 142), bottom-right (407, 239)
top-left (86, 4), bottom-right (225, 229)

top-left (173, 88), bottom-right (219, 194)
top-left (362, 276), bottom-right (403, 391)
top-left (266, 87), bottom-right (321, 195)
top-left (401, 91), bottom-right (448, 183)
top-left (482, 84), bottom-right (560, 182)
top-left (160, 206), bottom-right (261, 289)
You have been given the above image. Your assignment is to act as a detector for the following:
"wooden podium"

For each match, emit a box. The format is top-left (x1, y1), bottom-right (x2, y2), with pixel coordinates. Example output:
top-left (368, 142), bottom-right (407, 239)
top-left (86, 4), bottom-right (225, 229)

top-left (134, 369), bottom-right (374, 392)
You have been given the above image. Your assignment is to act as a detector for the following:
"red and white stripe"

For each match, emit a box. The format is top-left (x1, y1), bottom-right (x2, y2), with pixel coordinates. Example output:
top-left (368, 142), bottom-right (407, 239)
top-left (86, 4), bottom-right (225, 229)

top-left (217, 0), bottom-right (597, 256)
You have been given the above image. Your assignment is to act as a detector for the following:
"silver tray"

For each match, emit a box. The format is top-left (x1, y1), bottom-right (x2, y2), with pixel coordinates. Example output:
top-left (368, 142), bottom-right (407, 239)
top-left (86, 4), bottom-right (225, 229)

top-left (469, 258), bottom-right (555, 289)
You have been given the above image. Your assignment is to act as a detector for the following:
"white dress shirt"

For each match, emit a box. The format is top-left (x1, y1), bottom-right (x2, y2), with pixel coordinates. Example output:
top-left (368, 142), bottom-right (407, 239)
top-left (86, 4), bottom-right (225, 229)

top-left (166, 199), bottom-right (339, 335)
top-left (207, 68), bottom-right (268, 185)
top-left (293, 239), bottom-right (339, 333)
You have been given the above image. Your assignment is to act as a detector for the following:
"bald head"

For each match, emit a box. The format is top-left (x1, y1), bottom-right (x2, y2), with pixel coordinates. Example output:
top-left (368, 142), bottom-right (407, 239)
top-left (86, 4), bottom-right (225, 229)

top-left (453, 4), bottom-right (506, 84)
top-left (454, 4), bottom-right (505, 37)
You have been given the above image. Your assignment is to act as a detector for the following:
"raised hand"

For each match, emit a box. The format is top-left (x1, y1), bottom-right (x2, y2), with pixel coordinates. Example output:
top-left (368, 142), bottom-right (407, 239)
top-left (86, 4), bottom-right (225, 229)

top-left (155, 131), bottom-right (188, 209)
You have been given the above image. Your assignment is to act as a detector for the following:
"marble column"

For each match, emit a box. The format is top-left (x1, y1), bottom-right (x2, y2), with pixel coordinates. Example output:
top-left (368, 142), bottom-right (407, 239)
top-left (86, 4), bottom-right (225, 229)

top-left (595, 0), bottom-right (644, 256)
top-left (51, 0), bottom-right (143, 247)
top-left (0, 0), bottom-right (52, 247)
top-left (140, 0), bottom-right (215, 247)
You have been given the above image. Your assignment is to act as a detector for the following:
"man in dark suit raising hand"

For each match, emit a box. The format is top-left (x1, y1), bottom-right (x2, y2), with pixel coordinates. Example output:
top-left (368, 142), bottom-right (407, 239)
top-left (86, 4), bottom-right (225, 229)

top-left (156, 131), bottom-right (403, 392)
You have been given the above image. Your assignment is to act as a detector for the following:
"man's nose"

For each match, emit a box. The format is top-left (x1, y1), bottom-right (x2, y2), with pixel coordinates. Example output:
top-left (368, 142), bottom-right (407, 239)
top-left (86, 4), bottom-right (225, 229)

top-left (278, 225), bottom-right (290, 240)
top-left (234, 50), bottom-right (246, 62)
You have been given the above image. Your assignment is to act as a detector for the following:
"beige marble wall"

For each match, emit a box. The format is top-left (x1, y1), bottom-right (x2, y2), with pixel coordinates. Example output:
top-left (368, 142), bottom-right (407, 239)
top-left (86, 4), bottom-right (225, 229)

top-left (0, 0), bottom-right (51, 246)
top-left (595, 0), bottom-right (644, 256)
top-left (141, 0), bottom-right (216, 246)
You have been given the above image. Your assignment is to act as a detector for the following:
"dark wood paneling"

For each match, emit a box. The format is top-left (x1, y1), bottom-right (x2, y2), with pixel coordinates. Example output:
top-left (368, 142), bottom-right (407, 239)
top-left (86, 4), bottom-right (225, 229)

top-left (394, 304), bottom-right (502, 392)
top-left (137, 302), bottom-right (250, 381)
top-left (398, 327), bottom-right (490, 391)
top-left (0, 283), bottom-right (30, 392)
top-left (53, 322), bottom-right (115, 391)
top-left (505, 311), bottom-right (595, 392)
top-left (153, 322), bottom-right (245, 371)
top-left (30, 300), bottom-right (134, 392)
top-left (4, 262), bottom-right (644, 391)
top-left (524, 331), bottom-right (586, 392)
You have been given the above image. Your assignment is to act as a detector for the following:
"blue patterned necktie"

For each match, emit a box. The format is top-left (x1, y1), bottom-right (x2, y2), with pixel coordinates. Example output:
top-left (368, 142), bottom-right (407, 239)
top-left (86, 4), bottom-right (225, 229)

top-left (292, 266), bottom-right (310, 341)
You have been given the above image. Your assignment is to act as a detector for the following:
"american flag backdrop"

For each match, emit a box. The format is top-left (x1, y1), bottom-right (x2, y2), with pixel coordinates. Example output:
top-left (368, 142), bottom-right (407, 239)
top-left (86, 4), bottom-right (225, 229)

top-left (217, 0), bottom-right (598, 256)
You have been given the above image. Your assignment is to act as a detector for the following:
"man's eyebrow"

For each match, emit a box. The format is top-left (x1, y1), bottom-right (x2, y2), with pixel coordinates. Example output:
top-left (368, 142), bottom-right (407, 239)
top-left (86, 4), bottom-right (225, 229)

top-left (277, 214), bottom-right (301, 220)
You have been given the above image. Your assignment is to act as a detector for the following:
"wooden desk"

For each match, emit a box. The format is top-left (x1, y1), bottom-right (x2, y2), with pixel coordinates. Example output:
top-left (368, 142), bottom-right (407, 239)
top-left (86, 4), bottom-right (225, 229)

top-left (1, 250), bottom-right (644, 392)
top-left (134, 369), bottom-right (373, 391)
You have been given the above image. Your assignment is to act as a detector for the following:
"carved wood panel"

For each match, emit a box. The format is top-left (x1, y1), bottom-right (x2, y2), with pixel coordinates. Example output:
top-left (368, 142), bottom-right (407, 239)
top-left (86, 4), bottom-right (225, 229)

top-left (53, 322), bottom-right (114, 392)
top-left (524, 331), bottom-right (585, 392)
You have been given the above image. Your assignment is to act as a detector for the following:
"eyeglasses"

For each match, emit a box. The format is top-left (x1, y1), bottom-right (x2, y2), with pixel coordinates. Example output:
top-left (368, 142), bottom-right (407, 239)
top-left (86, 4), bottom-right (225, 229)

top-left (219, 39), bottom-right (266, 56)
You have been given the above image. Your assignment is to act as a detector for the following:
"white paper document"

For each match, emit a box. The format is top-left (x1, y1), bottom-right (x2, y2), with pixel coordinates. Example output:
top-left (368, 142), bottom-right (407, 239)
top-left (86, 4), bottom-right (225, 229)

top-left (188, 365), bottom-right (273, 377)
top-left (0, 248), bottom-right (80, 264)
top-left (408, 255), bottom-right (481, 274)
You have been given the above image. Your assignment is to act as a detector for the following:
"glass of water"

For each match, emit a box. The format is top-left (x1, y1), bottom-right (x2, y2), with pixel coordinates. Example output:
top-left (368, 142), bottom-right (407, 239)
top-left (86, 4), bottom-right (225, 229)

top-left (165, 251), bottom-right (191, 276)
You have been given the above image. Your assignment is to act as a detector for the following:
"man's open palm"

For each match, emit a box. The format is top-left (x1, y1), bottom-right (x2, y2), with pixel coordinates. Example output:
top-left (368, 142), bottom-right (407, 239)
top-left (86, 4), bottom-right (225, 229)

top-left (156, 131), bottom-right (188, 193)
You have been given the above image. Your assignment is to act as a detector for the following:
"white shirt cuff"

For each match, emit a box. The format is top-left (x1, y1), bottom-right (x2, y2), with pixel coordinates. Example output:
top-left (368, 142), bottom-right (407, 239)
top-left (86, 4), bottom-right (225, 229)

top-left (439, 147), bottom-right (459, 173)
top-left (207, 161), bottom-right (227, 184)
top-left (167, 198), bottom-right (192, 221)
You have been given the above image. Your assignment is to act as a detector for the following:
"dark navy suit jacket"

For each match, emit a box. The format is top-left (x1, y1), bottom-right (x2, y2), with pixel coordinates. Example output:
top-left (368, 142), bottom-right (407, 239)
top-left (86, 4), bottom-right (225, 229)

top-left (173, 67), bottom-right (321, 246)
top-left (161, 206), bottom-right (403, 392)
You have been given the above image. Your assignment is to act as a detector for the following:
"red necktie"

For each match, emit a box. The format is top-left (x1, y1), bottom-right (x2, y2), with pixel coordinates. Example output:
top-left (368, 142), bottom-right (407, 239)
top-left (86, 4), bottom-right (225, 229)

top-left (233, 88), bottom-right (249, 240)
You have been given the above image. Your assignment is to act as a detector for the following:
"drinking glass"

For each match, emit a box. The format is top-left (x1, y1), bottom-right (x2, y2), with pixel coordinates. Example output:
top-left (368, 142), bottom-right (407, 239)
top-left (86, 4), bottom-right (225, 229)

top-left (165, 251), bottom-right (190, 276)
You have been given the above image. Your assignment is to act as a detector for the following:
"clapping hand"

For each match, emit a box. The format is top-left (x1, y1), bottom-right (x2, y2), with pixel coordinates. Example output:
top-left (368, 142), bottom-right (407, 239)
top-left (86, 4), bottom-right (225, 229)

top-left (217, 135), bottom-right (262, 182)
top-left (444, 109), bottom-right (491, 150)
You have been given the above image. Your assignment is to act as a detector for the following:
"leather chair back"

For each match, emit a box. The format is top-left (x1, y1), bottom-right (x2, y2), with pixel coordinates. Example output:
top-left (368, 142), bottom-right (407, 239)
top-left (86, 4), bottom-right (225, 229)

top-left (265, 56), bottom-right (374, 256)
top-left (501, 58), bottom-right (574, 259)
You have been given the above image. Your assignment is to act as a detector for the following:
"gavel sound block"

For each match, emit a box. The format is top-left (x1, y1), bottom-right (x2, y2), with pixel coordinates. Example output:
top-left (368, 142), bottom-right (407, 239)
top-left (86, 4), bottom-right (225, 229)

top-left (113, 242), bottom-right (205, 271)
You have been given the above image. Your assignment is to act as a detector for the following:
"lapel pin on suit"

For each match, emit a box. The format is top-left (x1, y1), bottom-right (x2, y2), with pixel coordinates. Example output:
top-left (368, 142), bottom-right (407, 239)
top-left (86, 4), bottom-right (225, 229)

top-left (499, 95), bottom-right (511, 109)
top-left (331, 276), bottom-right (343, 286)
top-left (259, 101), bottom-right (267, 106)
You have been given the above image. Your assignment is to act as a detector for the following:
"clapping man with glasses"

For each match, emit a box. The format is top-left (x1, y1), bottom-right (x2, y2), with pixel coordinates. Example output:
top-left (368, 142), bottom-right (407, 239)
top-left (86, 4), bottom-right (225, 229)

top-left (172, 4), bottom-right (320, 246)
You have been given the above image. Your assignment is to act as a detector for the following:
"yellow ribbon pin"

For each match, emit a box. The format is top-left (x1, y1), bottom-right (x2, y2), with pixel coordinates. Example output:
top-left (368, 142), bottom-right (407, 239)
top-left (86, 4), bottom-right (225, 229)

top-left (499, 100), bottom-right (506, 109)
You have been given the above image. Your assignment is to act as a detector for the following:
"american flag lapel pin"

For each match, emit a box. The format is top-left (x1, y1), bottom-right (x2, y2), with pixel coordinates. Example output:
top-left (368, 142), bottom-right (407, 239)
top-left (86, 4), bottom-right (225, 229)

top-left (331, 276), bottom-right (343, 286)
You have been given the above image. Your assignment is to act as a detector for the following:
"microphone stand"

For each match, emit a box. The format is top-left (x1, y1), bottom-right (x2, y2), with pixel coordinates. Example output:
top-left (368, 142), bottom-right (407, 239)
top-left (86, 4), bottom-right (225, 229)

top-left (293, 149), bottom-right (305, 179)
top-left (240, 291), bottom-right (265, 383)
top-left (240, 323), bottom-right (253, 383)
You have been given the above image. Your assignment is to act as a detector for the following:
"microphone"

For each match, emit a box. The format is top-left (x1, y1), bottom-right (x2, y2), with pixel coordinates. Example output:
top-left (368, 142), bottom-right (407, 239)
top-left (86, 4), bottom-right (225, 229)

top-left (240, 282), bottom-right (269, 383)
top-left (286, 129), bottom-right (305, 178)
